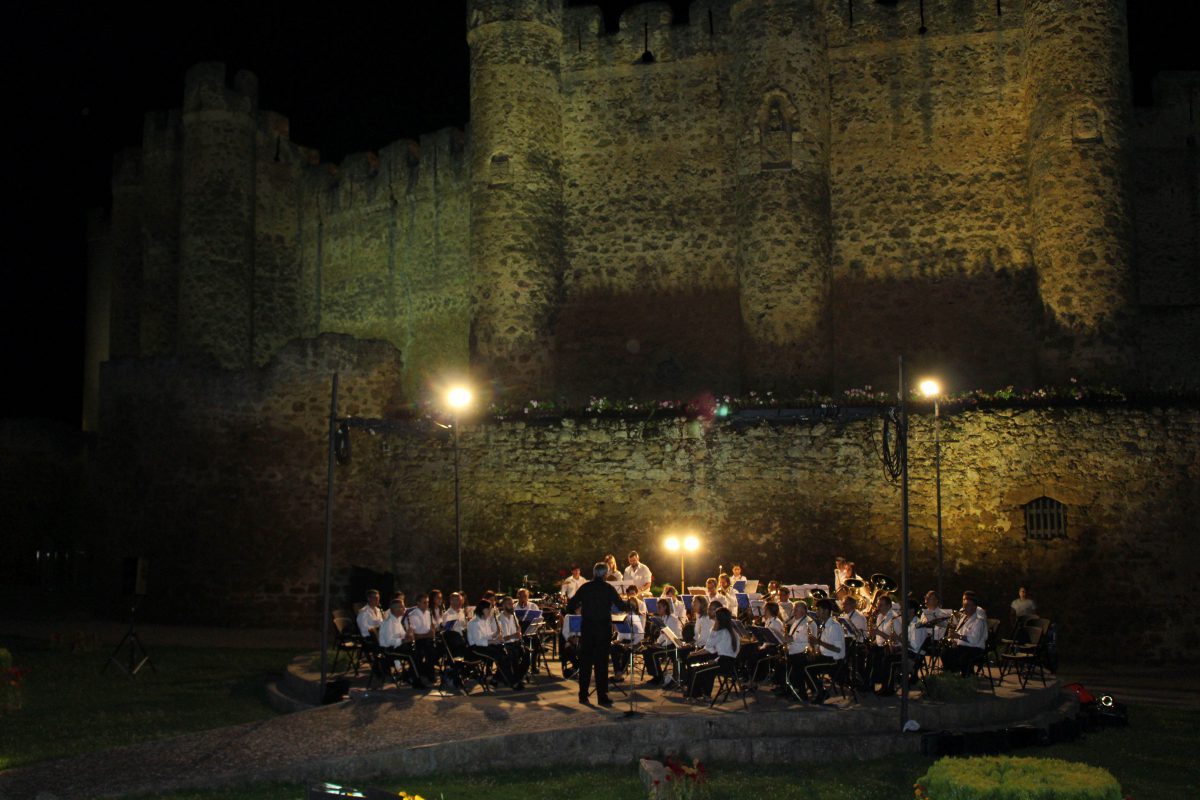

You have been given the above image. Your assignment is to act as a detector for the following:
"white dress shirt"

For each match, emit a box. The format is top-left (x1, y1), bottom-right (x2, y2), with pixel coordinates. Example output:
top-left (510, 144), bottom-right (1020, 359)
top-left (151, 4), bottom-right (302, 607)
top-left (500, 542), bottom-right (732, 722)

top-left (378, 612), bottom-right (408, 648)
top-left (467, 615), bottom-right (499, 648)
top-left (404, 608), bottom-right (433, 637)
top-left (839, 610), bottom-right (868, 643)
top-left (624, 562), bottom-right (652, 590)
top-left (442, 606), bottom-right (468, 634)
top-left (954, 610), bottom-right (988, 649)
top-left (693, 615), bottom-right (714, 648)
top-left (497, 612), bottom-right (522, 642)
top-left (786, 617), bottom-right (813, 655)
top-left (763, 616), bottom-right (785, 644)
top-left (717, 588), bottom-right (738, 614)
top-left (908, 607), bottom-right (952, 652)
top-left (816, 617), bottom-right (846, 661)
top-left (777, 601), bottom-right (793, 622)
top-left (654, 613), bottom-right (683, 647)
top-left (707, 627), bottom-right (741, 658)
top-left (357, 604), bottom-right (384, 637)
top-left (872, 609), bottom-right (902, 648)
top-left (562, 575), bottom-right (586, 599)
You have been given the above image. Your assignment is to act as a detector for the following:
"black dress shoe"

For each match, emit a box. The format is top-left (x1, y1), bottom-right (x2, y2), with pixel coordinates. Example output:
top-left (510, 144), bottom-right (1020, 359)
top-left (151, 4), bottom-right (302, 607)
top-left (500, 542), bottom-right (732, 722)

top-left (578, 695), bottom-right (592, 706)
top-left (597, 697), bottom-right (614, 707)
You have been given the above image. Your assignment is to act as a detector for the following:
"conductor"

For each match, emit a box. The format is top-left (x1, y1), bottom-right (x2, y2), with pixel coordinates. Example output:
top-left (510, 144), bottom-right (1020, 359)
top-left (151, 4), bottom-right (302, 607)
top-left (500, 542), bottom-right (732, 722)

top-left (566, 561), bottom-right (624, 707)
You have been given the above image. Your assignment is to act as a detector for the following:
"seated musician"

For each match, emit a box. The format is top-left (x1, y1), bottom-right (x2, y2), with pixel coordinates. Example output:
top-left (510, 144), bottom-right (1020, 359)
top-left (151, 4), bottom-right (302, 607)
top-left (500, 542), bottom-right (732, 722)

top-left (776, 586), bottom-right (793, 622)
top-left (561, 564), bottom-right (586, 600)
top-left (356, 589), bottom-right (385, 638)
top-left (908, 590), bottom-right (952, 667)
top-left (623, 584), bottom-right (648, 615)
top-left (611, 598), bottom-right (645, 680)
top-left (514, 588), bottom-right (540, 613)
top-left (467, 599), bottom-right (525, 690)
top-left (746, 600), bottom-right (785, 687)
top-left (403, 593), bottom-right (439, 686)
top-left (442, 592), bottom-right (469, 636)
top-left (716, 573), bottom-right (738, 615)
top-left (867, 595), bottom-right (903, 696)
top-left (839, 595), bottom-right (870, 688)
top-left (779, 600), bottom-right (813, 699)
top-left (942, 591), bottom-right (988, 677)
top-left (379, 599), bottom-right (426, 689)
top-left (804, 599), bottom-right (846, 704)
top-left (497, 596), bottom-right (531, 688)
top-left (604, 554), bottom-right (621, 582)
top-left (687, 606), bottom-right (741, 698)
top-left (644, 597), bottom-right (685, 685)
top-left (660, 584), bottom-right (687, 625)
top-left (427, 589), bottom-right (445, 630)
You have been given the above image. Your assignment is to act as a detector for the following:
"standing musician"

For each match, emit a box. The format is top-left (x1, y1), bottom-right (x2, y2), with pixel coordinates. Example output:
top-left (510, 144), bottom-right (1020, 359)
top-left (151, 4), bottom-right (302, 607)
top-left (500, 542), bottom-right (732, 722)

top-left (497, 597), bottom-right (531, 687)
top-left (402, 593), bottom-right (439, 686)
top-left (730, 563), bottom-right (749, 588)
top-left (942, 591), bottom-right (988, 677)
top-left (867, 595), bottom-right (903, 696)
top-left (834, 557), bottom-right (856, 592)
top-left (467, 599), bottom-right (525, 691)
top-left (839, 595), bottom-right (869, 687)
top-left (623, 550), bottom-right (653, 594)
top-left (687, 606), bottom-right (741, 698)
top-left (379, 599), bottom-right (425, 689)
top-left (644, 598), bottom-right (684, 685)
top-left (611, 598), bottom-right (645, 681)
top-left (566, 561), bottom-right (624, 707)
top-left (776, 586), bottom-right (794, 622)
top-left (603, 554), bottom-right (621, 582)
top-left (357, 589), bottom-right (385, 638)
top-left (562, 564), bottom-right (586, 600)
top-left (779, 599), bottom-right (813, 699)
top-left (804, 599), bottom-right (846, 704)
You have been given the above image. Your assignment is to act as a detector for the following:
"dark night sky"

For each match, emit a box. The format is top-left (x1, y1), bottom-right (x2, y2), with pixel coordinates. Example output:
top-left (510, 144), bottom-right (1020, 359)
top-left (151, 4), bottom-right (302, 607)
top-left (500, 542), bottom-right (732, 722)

top-left (2, 1), bottom-right (1194, 425)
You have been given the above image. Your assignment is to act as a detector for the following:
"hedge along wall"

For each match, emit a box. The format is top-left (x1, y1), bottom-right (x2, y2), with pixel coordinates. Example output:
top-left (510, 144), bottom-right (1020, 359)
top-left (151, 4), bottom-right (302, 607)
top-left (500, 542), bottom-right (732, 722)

top-left (90, 337), bottom-right (1199, 661)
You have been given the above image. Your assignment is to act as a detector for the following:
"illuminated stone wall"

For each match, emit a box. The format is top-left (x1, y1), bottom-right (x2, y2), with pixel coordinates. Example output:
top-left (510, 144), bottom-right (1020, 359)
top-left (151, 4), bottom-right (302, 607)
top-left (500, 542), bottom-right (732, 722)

top-left (86, 337), bottom-right (1199, 661)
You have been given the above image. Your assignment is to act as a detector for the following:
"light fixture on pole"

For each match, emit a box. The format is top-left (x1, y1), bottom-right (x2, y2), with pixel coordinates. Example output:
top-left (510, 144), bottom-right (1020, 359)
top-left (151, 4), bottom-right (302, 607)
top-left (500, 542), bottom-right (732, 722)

top-left (919, 378), bottom-right (944, 603)
top-left (664, 532), bottom-right (700, 590)
top-left (446, 385), bottom-right (473, 594)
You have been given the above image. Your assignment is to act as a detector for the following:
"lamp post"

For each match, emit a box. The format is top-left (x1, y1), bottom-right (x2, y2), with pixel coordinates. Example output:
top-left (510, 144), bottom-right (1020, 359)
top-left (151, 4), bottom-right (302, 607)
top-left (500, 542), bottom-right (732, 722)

top-left (446, 386), bottom-right (473, 593)
top-left (919, 378), bottom-right (943, 602)
top-left (664, 533), bottom-right (700, 590)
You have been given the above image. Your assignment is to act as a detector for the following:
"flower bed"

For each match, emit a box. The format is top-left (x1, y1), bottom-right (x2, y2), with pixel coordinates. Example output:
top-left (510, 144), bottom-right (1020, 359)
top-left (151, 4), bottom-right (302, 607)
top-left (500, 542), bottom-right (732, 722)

top-left (915, 756), bottom-right (1122, 800)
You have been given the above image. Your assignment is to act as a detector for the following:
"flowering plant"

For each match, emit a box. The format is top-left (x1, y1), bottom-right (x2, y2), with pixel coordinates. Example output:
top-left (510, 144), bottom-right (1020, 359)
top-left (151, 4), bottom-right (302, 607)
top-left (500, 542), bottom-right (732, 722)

top-left (650, 756), bottom-right (707, 800)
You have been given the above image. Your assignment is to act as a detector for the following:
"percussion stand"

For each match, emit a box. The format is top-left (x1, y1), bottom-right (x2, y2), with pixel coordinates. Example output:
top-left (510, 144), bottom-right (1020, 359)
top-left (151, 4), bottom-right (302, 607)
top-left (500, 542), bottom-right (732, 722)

top-left (105, 595), bottom-right (156, 678)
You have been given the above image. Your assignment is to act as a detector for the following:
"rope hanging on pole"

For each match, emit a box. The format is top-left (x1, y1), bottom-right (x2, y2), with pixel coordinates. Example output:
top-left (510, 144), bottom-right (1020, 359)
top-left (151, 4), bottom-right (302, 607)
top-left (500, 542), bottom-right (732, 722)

top-left (880, 406), bottom-right (905, 481)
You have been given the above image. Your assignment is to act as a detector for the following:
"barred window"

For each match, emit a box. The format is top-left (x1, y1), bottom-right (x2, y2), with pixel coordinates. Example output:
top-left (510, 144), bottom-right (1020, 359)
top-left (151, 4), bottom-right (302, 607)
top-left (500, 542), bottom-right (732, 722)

top-left (1024, 496), bottom-right (1067, 540)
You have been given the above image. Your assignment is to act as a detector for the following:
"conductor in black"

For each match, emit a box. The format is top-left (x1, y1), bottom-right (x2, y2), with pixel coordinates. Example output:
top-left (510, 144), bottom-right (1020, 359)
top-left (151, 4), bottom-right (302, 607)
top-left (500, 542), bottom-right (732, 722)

top-left (566, 561), bottom-right (624, 706)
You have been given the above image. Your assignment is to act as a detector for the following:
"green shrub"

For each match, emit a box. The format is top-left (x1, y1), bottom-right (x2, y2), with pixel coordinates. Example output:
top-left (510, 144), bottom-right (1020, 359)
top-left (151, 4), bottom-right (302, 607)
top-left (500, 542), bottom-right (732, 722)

top-left (915, 756), bottom-right (1122, 800)
top-left (921, 673), bottom-right (980, 702)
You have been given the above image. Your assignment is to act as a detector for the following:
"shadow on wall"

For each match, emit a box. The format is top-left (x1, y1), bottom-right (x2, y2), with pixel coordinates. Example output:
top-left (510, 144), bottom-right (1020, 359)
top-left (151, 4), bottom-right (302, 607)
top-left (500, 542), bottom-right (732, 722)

top-left (831, 267), bottom-right (1042, 392)
top-left (554, 286), bottom-right (743, 401)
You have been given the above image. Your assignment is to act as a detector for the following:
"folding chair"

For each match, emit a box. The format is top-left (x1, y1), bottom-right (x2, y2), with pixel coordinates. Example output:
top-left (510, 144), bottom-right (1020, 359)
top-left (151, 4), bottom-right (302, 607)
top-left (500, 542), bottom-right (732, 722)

top-left (711, 658), bottom-right (749, 710)
top-left (439, 630), bottom-right (492, 695)
top-left (330, 615), bottom-right (365, 675)
top-left (998, 625), bottom-right (1047, 689)
top-left (363, 634), bottom-right (418, 691)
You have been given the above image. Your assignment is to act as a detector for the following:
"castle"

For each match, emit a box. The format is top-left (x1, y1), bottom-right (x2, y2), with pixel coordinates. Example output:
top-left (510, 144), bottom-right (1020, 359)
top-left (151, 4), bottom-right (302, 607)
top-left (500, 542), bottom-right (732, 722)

top-left (66, 1), bottom-right (1200, 659)
top-left (87, 0), bottom-right (1199, 425)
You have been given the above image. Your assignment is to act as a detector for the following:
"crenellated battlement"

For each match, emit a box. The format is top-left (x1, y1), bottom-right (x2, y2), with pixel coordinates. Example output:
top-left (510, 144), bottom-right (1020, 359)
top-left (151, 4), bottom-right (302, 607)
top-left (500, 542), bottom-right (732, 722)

top-left (183, 62), bottom-right (258, 115)
top-left (562, 0), bottom-right (732, 69)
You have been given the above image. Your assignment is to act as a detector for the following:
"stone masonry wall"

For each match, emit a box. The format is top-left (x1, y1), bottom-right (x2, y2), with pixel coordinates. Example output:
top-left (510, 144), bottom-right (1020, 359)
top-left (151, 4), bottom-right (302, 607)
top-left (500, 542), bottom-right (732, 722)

top-left (90, 341), bottom-right (1200, 661)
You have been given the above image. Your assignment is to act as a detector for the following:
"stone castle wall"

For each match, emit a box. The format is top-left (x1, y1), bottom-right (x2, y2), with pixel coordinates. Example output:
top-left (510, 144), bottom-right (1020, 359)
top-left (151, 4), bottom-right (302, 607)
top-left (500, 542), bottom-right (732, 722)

top-left (87, 336), bottom-right (1200, 660)
top-left (88, 1), bottom-right (1200, 419)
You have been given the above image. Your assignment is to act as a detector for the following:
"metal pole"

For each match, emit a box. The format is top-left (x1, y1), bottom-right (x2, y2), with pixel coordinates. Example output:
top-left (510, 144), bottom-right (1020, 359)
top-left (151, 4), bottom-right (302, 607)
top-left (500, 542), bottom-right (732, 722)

top-left (453, 414), bottom-right (463, 594)
top-left (934, 398), bottom-right (944, 603)
top-left (899, 357), bottom-right (912, 730)
top-left (319, 372), bottom-right (339, 699)
top-left (680, 552), bottom-right (686, 592)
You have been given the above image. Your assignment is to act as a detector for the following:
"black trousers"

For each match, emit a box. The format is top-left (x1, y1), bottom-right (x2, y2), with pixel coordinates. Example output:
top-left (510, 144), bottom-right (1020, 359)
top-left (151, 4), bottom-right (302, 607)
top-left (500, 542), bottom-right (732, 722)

top-left (868, 645), bottom-right (900, 691)
top-left (471, 644), bottom-right (519, 686)
top-left (942, 645), bottom-right (983, 677)
top-left (578, 630), bottom-right (611, 700)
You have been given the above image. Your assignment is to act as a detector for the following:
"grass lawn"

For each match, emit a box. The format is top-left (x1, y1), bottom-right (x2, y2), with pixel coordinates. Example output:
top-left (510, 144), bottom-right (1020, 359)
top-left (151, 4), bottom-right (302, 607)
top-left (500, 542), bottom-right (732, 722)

top-left (0, 635), bottom-right (289, 771)
top-left (124, 705), bottom-right (1196, 800)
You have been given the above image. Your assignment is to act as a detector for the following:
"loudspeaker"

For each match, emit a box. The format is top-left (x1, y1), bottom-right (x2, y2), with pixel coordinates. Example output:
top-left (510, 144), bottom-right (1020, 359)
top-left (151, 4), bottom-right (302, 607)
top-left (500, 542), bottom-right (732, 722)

top-left (121, 557), bottom-right (149, 597)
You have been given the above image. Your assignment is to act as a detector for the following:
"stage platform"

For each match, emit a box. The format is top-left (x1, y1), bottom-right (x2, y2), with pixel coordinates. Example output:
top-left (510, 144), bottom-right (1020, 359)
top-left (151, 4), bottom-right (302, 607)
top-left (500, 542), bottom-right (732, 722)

top-left (0, 654), bottom-right (1070, 799)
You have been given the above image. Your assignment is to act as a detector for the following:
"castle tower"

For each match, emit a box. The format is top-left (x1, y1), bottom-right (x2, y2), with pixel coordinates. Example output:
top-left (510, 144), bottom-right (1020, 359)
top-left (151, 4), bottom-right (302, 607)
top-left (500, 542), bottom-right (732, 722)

top-left (1024, 0), bottom-right (1137, 383)
top-left (178, 63), bottom-right (258, 368)
top-left (732, 0), bottom-right (832, 391)
top-left (466, 0), bottom-right (564, 398)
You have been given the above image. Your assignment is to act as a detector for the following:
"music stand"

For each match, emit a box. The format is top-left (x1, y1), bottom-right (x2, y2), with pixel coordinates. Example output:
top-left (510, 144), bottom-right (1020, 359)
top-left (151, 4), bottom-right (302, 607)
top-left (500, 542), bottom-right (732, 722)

top-left (105, 595), bottom-right (155, 678)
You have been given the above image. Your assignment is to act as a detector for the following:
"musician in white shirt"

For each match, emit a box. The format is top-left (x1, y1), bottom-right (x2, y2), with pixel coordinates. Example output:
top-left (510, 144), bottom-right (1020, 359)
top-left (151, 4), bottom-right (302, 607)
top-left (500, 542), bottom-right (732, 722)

top-left (645, 598), bottom-right (684, 684)
top-left (611, 599), bottom-right (645, 680)
top-left (623, 584), bottom-right (648, 615)
top-left (623, 551), bottom-right (653, 594)
top-left (776, 586), bottom-right (794, 622)
top-left (687, 606), bottom-right (740, 698)
top-left (660, 585), bottom-right (688, 625)
top-left (404, 593), bottom-right (438, 684)
top-left (942, 592), bottom-right (988, 677)
top-left (378, 600), bottom-right (425, 688)
top-left (356, 589), bottom-right (384, 638)
top-left (497, 596), bottom-right (531, 686)
top-left (716, 574), bottom-right (738, 617)
top-left (867, 595), bottom-right (903, 695)
top-left (781, 600), bottom-right (813, 700)
top-left (804, 599), bottom-right (846, 704)
top-left (514, 588), bottom-right (540, 613)
top-left (908, 590), bottom-right (953, 656)
top-left (442, 592), bottom-right (469, 635)
top-left (467, 600), bottom-right (524, 690)
top-left (730, 564), bottom-right (750, 590)
top-left (561, 565), bottom-right (586, 600)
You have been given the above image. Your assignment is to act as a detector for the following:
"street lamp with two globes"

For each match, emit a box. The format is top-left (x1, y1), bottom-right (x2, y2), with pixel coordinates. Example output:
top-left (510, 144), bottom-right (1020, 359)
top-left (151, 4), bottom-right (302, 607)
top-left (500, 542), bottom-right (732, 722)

top-left (663, 532), bottom-right (700, 591)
